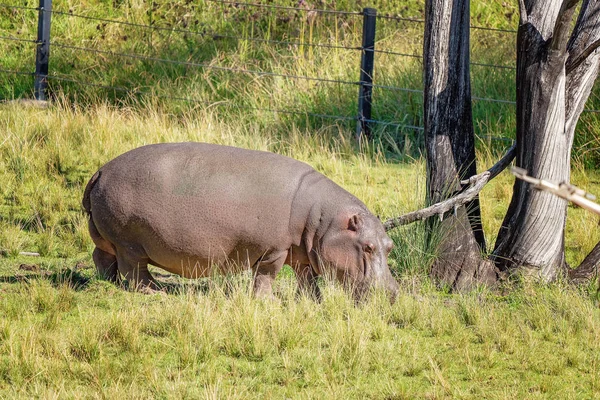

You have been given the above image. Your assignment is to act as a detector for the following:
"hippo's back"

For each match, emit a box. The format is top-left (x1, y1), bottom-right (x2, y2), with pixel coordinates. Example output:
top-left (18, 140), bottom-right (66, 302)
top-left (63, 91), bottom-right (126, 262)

top-left (88, 142), bottom-right (317, 263)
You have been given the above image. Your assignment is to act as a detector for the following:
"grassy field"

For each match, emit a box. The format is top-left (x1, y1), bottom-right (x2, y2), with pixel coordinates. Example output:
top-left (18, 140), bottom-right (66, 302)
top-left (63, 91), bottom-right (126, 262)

top-left (1, 102), bottom-right (600, 399)
top-left (1, 0), bottom-right (600, 398)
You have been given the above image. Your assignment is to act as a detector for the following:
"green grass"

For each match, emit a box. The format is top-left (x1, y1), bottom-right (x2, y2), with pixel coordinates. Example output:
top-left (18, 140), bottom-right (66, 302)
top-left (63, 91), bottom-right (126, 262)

top-left (0, 0), bottom-right (521, 159)
top-left (1, 0), bottom-right (600, 397)
top-left (2, 0), bottom-right (599, 163)
top-left (1, 258), bottom-right (600, 398)
top-left (1, 101), bottom-right (600, 398)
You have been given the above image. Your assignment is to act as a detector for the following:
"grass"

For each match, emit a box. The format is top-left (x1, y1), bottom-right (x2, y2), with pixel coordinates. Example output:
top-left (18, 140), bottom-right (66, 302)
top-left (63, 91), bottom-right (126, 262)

top-left (1, 101), bottom-right (600, 398)
top-left (0, 0), bottom-right (523, 159)
top-left (1, 0), bottom-right (600, 397)
top-left (2, 0), bottom-right (599, 163)
top-left (1, 259), bottom-right (600, 398)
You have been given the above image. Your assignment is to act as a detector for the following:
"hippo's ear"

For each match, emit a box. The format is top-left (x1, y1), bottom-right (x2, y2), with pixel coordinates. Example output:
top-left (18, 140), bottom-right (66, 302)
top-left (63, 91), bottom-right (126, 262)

top-left (347, 214), bottom-right (363, 232)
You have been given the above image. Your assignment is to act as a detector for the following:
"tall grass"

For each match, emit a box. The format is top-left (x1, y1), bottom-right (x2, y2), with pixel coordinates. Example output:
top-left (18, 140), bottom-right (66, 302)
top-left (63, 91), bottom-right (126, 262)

top-left (1, 1), bottom-right (600, 397)
top-left (1, 265), bottom-right (599, 398)
top-left (1, 0), bottom-right (525, 159)
top-left (3, 0), bottom-right (599, 163)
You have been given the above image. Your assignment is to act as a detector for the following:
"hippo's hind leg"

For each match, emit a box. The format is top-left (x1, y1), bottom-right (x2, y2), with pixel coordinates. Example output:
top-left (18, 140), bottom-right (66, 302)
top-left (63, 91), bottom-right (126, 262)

top-left (293, 264), bottom-right (322, 301)
top-left (252, 251), bottom-right (287, 298)
top-left (88, 218), bottom-right (121, 283)
top-left (93, 247), bottom-right (119, 283)
top-left (115, 247), bottom-right (160, 293)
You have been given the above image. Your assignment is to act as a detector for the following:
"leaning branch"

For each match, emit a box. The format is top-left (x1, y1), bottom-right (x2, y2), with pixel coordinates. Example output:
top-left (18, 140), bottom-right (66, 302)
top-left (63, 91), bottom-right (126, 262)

top-left (551, 0), bottom-right (581, 52)
top-left (566, 38), bottom-right (600, 74)
top-left (384, 143), bottom-right (516, 231)
top-left (569, 241), bottom-right (600, 283)
top-left (511, 167), bottom-right (600, 214)
top-left (384, 172), bottom-right (490, 231)
top-left (461, 143), bottom-right (516, 185)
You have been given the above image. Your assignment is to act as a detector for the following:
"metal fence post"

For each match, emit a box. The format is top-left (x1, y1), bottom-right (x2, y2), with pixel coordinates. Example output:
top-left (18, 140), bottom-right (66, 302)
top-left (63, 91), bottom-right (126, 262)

top-left (34, 0), bottom-right (52, 101)
top-left (356, 7), bottom-right (376, 142)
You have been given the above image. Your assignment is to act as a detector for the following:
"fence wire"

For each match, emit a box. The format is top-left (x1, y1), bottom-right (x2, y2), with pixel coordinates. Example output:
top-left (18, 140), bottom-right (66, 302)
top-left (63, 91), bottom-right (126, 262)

top-left (42, 72), bottom-right (423, 130)
top-left (48, 40), bottom-right (519, 105)
top-left (0, 35), bottom-right (38, 44)
top-left (1, 1), bottom-right (599, 125)
top-left (49, 9), bottom-right (361, 52)
top-left (0, 3), bottom-right (520, 71)
top-left (50, 42), bottom-right (360, 86)
top-left (375, 13), bottom-right (518, 33)
top-left (203, 0), bottom-right (363, 16)
top-left (0, 67), bottom-right (424, 130)
top-left (0, 3), bottom-right (37, 11)
top-left (0, 67), bottom-right (33, 76)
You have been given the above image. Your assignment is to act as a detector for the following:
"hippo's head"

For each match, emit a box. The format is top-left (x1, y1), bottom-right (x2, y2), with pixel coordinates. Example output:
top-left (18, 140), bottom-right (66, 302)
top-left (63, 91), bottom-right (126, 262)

top-left (316, 212), bottom-right (399, 302)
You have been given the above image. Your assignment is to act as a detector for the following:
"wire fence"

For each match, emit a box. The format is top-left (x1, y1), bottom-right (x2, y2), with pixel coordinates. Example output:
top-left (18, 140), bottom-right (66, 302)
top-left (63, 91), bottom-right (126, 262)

top-left (1, 0), bottom-right (597, 142)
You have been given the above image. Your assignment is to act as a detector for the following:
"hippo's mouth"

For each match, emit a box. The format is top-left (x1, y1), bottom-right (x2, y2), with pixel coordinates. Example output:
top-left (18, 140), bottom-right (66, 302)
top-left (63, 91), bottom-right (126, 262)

top-left (362, 253), bottom-right (369, 281)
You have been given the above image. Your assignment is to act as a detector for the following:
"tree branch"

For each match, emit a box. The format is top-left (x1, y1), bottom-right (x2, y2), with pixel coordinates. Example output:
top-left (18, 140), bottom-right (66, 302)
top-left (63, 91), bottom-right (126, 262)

top-left (384, 143), bottom-right (516, 231)
top-left (518, 0), bottom-right (527, 25)
top-left (565, 0), bottom-right (600, 128)
top-left (569, 240), bottom-right (600, 283)
top-left (384, 171), bottom-right (490, 231)
top-left (551, 0), bottom-right (581, 52)
top-left (511, 167), bottom-right (600, 214)
top-left (567, 0), bottom-right (600, 73)
top-left (461, 142), bottom-right (516, 185)
top-left (566, 38), bottom-right (600, 74)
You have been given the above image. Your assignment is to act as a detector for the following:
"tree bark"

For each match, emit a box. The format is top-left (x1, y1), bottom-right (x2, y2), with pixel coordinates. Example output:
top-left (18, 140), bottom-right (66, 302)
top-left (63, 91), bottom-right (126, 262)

top-left (492, 0), bottom-right (600, 281)
top-left (569, 241), bottom-right (600, 283)
top-left (423, 0), bottom-right (497, 291)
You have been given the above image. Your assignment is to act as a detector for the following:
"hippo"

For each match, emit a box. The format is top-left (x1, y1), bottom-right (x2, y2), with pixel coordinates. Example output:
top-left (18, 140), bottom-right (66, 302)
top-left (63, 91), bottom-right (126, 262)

top-left (82, 142), bottom-right (399, 301)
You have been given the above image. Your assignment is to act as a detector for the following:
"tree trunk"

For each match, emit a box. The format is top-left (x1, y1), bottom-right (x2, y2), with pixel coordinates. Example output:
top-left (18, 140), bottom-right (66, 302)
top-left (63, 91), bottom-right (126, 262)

top-left (423, 0), bottom-right (497, 291)
top-left (493, 0), bottom-right (600, 281)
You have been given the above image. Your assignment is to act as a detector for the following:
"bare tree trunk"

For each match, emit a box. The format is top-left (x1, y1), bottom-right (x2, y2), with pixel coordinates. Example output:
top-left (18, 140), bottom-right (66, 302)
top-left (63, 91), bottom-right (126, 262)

top-left (493, 0), bottom-right (600, 281)
top-left (424, 0), bottom-right (497, 291)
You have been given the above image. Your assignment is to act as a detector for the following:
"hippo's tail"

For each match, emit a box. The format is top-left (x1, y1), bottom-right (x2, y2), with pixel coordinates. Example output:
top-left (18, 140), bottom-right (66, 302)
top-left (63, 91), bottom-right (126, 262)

top-left (82, 171), bottom-right (101, 215)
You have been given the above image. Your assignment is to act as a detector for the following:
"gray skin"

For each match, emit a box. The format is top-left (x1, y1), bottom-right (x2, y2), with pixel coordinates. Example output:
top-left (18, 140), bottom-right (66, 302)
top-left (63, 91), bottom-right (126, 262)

top-left (82, 142), bottom-right (399, 301)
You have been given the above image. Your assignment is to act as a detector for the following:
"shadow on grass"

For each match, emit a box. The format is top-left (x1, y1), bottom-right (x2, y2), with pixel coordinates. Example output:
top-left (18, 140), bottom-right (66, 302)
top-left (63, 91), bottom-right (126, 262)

top-left (0, 267), bottom-right (91, 290)
top-left (0, 266), bottom-right (239, 296)
top-left (147, 274), bottom-right (214, 296)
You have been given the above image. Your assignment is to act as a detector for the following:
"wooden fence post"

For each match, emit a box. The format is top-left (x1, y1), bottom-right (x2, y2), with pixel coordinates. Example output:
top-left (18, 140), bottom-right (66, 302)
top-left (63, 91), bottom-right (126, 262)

top-left (356, 7), bottom-right (377, 142)
top-left (34, 0), bottom-right (52, 101)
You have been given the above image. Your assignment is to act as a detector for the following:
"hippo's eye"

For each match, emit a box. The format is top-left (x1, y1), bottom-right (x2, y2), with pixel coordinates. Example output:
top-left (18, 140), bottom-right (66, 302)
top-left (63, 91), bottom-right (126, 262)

top-left (364, 243), bottom-right (374, 254)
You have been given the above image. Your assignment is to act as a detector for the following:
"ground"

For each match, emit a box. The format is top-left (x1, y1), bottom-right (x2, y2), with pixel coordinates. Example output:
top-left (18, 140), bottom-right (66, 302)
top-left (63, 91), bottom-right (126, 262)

top-left (1, 104), bottom-right (600, 399)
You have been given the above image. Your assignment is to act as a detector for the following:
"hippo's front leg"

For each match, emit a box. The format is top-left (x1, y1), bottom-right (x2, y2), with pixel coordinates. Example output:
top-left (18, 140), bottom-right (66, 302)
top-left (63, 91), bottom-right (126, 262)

top-left (252, 250), bottom-right (287, 298)
top-left (293, 264), bottom-right (321, 301)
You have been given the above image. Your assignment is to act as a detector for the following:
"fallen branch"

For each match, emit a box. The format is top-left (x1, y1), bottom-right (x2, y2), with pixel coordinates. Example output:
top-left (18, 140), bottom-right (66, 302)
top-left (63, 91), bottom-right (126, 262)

top-left (19, 251), bottom-right (40, 257)
top-left (384, 143), bottom-right (516, 231)
top-left (511, 167), bottom-right (600, 214)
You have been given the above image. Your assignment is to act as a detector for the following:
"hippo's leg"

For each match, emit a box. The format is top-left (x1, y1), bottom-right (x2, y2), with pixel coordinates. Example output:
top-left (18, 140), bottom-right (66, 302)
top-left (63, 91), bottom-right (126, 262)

top-left (293, 264), bottom-right (322, 301)
top-left (252, 251), bottom-right (287, 298)
top-left (115, 248), bottom-right (160, 293)
top-left (92, 247), bottom-right (119, 282)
